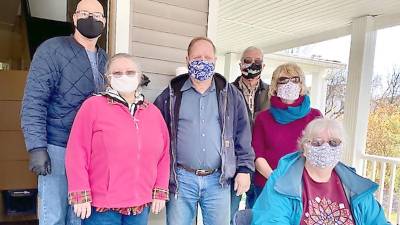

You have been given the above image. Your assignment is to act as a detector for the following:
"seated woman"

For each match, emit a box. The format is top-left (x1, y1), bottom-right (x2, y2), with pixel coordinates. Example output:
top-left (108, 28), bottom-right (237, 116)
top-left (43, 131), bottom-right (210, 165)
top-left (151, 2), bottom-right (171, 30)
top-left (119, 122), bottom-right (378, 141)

top-left (253, 63), bottom-right (321, 197)
top-left (65, 53), bottom-right (170, 225)
top-left (252, 118), bottom-right (390, 225)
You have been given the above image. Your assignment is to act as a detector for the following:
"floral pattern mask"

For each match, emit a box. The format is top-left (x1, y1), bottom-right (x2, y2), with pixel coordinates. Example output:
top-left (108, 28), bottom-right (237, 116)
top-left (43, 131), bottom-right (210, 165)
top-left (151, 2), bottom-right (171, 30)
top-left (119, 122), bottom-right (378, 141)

top-left (188, 59), bottom-right (215, 81)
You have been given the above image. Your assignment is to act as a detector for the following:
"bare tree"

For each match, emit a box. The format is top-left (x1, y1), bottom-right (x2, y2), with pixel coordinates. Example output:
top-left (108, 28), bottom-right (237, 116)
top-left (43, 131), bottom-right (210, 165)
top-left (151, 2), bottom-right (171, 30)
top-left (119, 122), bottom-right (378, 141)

top-left (381, 66), bottom-right (400, 105)
top-left (325, 68), bottom-right (347, 119)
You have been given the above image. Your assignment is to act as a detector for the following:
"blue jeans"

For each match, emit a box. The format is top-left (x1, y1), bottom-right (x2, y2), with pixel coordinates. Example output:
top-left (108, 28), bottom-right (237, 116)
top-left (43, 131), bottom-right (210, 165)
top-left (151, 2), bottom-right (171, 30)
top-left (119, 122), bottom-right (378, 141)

top-left (166, 167), bottom-right (230, 225)
top-left (82, 207), bottom-right (150, 225)
top-left (38, 144), bottom-right (81, 225)
top-left (230, 176), bottom-right (258, 224)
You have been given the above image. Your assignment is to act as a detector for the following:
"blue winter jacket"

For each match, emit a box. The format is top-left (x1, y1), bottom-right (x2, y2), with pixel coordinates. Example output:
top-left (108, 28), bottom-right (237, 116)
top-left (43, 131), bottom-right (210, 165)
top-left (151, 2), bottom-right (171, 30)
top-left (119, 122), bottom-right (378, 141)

top-left (154, 73), bottom-right (255, 194)
top-left (252, 151), bottom-right (390, 225)
top-left (21, 36), bottom-right (107, 151)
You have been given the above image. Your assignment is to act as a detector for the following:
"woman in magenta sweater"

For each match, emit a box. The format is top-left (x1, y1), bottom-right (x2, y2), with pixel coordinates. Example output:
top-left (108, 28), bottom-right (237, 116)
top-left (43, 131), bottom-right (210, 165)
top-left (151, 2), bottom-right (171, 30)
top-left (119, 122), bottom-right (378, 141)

top-left (252, 63), bottom-right (322, 196)
top-left (65, 53), bottom-right (170, 225)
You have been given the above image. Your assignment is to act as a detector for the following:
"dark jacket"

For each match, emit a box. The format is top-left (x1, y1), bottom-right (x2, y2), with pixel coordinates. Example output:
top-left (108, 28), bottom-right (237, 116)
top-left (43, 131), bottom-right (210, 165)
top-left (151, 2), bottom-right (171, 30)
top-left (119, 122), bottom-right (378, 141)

top-left (154, 73), bottom-right (255, 194)
top-left (21, 36), bottom-right (107, 151)
top-left (232, 76), bottom-right (270, 126)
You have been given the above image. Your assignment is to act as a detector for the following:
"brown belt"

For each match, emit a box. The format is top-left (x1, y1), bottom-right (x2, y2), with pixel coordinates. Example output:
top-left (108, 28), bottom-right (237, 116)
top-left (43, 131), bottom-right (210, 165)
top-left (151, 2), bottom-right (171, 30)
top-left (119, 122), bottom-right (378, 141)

top-left (177, 164), bottom-right (218, 176)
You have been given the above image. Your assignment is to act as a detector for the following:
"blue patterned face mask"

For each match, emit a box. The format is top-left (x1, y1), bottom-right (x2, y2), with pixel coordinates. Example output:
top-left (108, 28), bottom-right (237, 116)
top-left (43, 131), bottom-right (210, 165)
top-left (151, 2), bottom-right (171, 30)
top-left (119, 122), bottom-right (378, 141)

top-left (188, 59), bottom-right (215, 81)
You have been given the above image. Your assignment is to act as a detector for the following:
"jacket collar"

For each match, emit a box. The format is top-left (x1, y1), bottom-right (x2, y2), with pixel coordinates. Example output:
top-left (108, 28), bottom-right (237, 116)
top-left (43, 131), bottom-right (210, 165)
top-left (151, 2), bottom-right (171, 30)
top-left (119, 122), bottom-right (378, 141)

top-left (67, 35), bottom-right (104, 56)
top-left (99, 88), bottom-right (146, 115)
top-left (274, 151), bottom-right (378, 200)
top-left (233, 76), bottom-right (268, 91)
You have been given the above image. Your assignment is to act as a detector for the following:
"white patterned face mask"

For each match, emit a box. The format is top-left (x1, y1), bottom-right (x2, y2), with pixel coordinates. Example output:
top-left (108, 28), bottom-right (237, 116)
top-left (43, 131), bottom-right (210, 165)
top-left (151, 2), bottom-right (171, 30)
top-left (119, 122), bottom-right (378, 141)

top-left (305, 143), bottom-right (342, 168)
top-left (276, 81), bottom-right (301, 101)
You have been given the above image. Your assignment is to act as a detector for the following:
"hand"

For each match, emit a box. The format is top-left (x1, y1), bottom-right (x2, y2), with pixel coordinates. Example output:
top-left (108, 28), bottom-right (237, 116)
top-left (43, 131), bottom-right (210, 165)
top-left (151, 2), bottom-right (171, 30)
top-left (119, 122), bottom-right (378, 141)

top-left (151, 199), bottom-right (166, 214)
top-left (234, 173), bottom-right (251, 196)
top-left (74, 202), bottom-right (91, 219)
top-left (28, 148), bottom-right (51, 176)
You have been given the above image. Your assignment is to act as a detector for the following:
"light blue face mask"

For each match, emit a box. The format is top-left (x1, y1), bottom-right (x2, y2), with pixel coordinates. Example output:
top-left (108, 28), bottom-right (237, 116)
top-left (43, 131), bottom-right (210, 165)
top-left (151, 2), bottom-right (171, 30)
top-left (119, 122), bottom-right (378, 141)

top-left (306, 143), bottom-right (342, 168)
top-left (188, 59), bottom-right (215, 81)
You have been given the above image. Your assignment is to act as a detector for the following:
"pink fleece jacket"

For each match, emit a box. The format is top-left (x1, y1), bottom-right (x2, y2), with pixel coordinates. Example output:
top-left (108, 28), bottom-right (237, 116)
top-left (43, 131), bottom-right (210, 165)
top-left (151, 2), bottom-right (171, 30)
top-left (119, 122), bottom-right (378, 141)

top-left (66, 95), bottom-right (170, 208)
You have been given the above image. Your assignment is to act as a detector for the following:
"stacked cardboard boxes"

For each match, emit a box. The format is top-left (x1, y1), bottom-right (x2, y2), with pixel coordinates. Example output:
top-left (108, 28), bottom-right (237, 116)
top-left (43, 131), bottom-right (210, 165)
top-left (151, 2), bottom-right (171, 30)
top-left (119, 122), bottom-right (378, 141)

top-left (0, 70), bottom-right (37, 222)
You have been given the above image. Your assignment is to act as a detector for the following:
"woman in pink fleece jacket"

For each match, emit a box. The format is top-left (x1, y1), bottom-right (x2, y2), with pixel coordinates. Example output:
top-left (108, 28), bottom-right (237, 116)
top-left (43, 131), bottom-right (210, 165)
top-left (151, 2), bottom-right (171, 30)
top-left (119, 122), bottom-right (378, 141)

top-left (65, 53), bottom-right (170, 225)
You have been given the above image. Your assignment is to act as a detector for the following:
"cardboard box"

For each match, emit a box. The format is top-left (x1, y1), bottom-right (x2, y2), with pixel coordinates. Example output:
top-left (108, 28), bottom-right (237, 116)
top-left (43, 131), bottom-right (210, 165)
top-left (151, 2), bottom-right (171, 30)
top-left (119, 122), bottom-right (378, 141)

top-left (0, 101), bottom-right (21, 131)
top-left (0, 161), bottom-right (37, 191)
top-left (0, 71), bottom-right (27, 101)
top-left (0, 131), bottom-right (28, 161)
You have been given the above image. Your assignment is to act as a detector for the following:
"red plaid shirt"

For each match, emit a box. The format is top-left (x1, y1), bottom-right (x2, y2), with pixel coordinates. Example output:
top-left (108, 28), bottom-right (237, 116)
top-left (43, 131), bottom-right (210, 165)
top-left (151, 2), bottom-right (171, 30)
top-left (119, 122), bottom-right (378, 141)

top-left (68, 188), bottom-right (168, 216)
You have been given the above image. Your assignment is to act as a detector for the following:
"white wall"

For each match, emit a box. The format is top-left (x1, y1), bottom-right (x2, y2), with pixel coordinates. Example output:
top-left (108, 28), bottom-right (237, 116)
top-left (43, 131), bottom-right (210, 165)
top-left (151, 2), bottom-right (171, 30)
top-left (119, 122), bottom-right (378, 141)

top-left (28, 0), bottom-right (67, 22)
top-left (129, 0), bottom-right (209, 101)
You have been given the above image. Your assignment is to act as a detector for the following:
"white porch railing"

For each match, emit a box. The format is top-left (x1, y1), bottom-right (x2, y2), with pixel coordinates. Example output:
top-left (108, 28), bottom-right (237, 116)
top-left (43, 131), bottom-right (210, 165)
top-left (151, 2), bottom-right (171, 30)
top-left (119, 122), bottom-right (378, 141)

top-left (361, 154), bottom-right (400, 224)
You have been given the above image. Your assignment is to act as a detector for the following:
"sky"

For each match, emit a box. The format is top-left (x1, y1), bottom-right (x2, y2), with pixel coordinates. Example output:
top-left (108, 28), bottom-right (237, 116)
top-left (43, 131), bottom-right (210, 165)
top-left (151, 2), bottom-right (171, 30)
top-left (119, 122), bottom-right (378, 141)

top-left (292, 25), bottom-right (400, 78)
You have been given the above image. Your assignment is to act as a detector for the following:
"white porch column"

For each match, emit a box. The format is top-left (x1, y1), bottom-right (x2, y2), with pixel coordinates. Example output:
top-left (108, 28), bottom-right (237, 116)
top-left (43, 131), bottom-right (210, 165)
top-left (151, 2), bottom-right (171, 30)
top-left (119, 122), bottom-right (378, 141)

top-left (343, 16), bottom-right (377, 170)
top-left (115, 0), bottom-right (131, 53)
top-left (224, 52), bottom-right (239, 81)
top-left (310, 69), bottom-right (328, 115)
top-left (207, 0), bottom-right (219, 42)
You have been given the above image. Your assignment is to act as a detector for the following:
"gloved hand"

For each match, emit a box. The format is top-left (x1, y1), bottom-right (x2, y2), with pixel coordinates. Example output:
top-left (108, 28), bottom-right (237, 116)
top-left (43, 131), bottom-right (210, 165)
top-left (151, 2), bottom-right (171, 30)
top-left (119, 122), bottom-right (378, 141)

top-left (28, 148), bottom-right (51, 176)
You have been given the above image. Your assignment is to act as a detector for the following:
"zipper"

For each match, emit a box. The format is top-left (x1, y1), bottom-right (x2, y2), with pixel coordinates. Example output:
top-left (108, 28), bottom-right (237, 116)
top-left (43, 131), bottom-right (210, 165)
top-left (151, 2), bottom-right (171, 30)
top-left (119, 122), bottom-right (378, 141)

top-left (133, 111), bottom-right (141, 200)
top-left (169, 86), bottom-right (179, 199)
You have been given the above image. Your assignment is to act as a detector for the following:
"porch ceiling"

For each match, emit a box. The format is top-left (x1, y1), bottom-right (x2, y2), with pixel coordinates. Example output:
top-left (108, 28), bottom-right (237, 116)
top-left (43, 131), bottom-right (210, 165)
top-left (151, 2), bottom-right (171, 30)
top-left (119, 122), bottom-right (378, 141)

top-left (216, 0), bottom-right (400, 54)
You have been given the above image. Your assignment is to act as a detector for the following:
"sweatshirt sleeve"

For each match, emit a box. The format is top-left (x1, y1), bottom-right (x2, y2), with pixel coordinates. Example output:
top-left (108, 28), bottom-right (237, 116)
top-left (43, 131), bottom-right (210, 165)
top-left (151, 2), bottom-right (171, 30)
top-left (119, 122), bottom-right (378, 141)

top-left (65, 97), bottom-right (96, 201)
top-left (153, 109), bottom-right (171, 197)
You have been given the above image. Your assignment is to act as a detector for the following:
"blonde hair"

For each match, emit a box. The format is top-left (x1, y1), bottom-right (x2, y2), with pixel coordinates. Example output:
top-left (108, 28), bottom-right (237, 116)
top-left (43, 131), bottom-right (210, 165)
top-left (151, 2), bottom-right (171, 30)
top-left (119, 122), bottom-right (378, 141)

top-left (269, 63), bottom-right (307, 97)
top-left (298, 118), bottom-right (345, 151)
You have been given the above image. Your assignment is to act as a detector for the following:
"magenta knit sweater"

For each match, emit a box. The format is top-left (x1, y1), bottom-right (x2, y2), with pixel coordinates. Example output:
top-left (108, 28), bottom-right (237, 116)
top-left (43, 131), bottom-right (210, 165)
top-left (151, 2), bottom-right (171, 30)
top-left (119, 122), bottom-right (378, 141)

top-left (252, 97), bottom-right (322, 188)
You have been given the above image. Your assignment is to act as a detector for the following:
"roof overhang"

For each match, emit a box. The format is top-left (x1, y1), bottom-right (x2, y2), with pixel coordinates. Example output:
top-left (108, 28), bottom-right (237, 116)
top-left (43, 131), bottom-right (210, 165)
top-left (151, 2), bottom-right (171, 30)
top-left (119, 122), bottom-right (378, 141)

top-left (216, 0), bottom-right (400, 54)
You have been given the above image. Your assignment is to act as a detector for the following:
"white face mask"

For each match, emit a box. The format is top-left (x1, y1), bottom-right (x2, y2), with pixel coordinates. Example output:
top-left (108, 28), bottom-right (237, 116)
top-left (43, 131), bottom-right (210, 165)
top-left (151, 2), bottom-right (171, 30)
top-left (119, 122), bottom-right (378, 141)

top-left (277, 81), bottom-right (301, 101)
top-left (110, 75), bottom-right (139, 93)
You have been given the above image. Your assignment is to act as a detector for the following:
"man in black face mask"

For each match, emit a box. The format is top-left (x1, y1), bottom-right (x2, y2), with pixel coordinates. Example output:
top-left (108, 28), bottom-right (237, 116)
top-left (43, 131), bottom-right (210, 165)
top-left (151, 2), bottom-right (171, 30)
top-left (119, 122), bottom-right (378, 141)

top-left (21, 0), bottom-right (107, 224)
top-left (230, 46), bottom-right (269, 223)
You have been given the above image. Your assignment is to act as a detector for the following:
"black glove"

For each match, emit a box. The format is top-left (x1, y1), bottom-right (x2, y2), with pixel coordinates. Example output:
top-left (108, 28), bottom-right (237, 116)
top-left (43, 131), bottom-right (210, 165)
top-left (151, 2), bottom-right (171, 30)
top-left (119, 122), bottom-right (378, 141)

top-left (28, 148), bottom-right (51, 176)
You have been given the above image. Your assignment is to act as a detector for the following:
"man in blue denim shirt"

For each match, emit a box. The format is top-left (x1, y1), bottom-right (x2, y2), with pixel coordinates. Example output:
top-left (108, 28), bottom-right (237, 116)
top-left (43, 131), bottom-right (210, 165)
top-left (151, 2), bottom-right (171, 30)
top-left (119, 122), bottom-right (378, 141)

top-left (154, 37), bottom-right (255, 225)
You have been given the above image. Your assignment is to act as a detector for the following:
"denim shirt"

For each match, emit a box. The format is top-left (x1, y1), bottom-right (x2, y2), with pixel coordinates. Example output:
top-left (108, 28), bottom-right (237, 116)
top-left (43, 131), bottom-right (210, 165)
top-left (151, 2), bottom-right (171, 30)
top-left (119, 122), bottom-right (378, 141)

top-left (177, 79), bottom-right (222, 169)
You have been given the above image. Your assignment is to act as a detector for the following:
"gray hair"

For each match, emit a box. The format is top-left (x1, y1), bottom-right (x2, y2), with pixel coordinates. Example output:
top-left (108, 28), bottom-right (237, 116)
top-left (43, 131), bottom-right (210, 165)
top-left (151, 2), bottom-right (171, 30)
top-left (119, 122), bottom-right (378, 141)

top-left (104, 53), bottom-right (147, 88)
top-left (105, 53), bottom-right (141, 75)
top-left (298, 118), bottom-right (346, 151)
top-left (241, 46), bottom-right (264, 60)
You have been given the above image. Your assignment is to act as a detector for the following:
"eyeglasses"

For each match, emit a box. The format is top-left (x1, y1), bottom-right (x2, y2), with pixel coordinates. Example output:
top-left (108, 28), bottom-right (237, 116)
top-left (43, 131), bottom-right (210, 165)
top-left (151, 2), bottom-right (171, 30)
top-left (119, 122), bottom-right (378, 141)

top-left (242, 57), bottom-right (263, 65)
top-left (309, 138), bottom-right (342, 147)
top-left (108, 71), bottom-right (140, 78)
top-left (75, 10), bottom-right (104, 21)
top-left (277, 76), bottom-right (301, 84)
